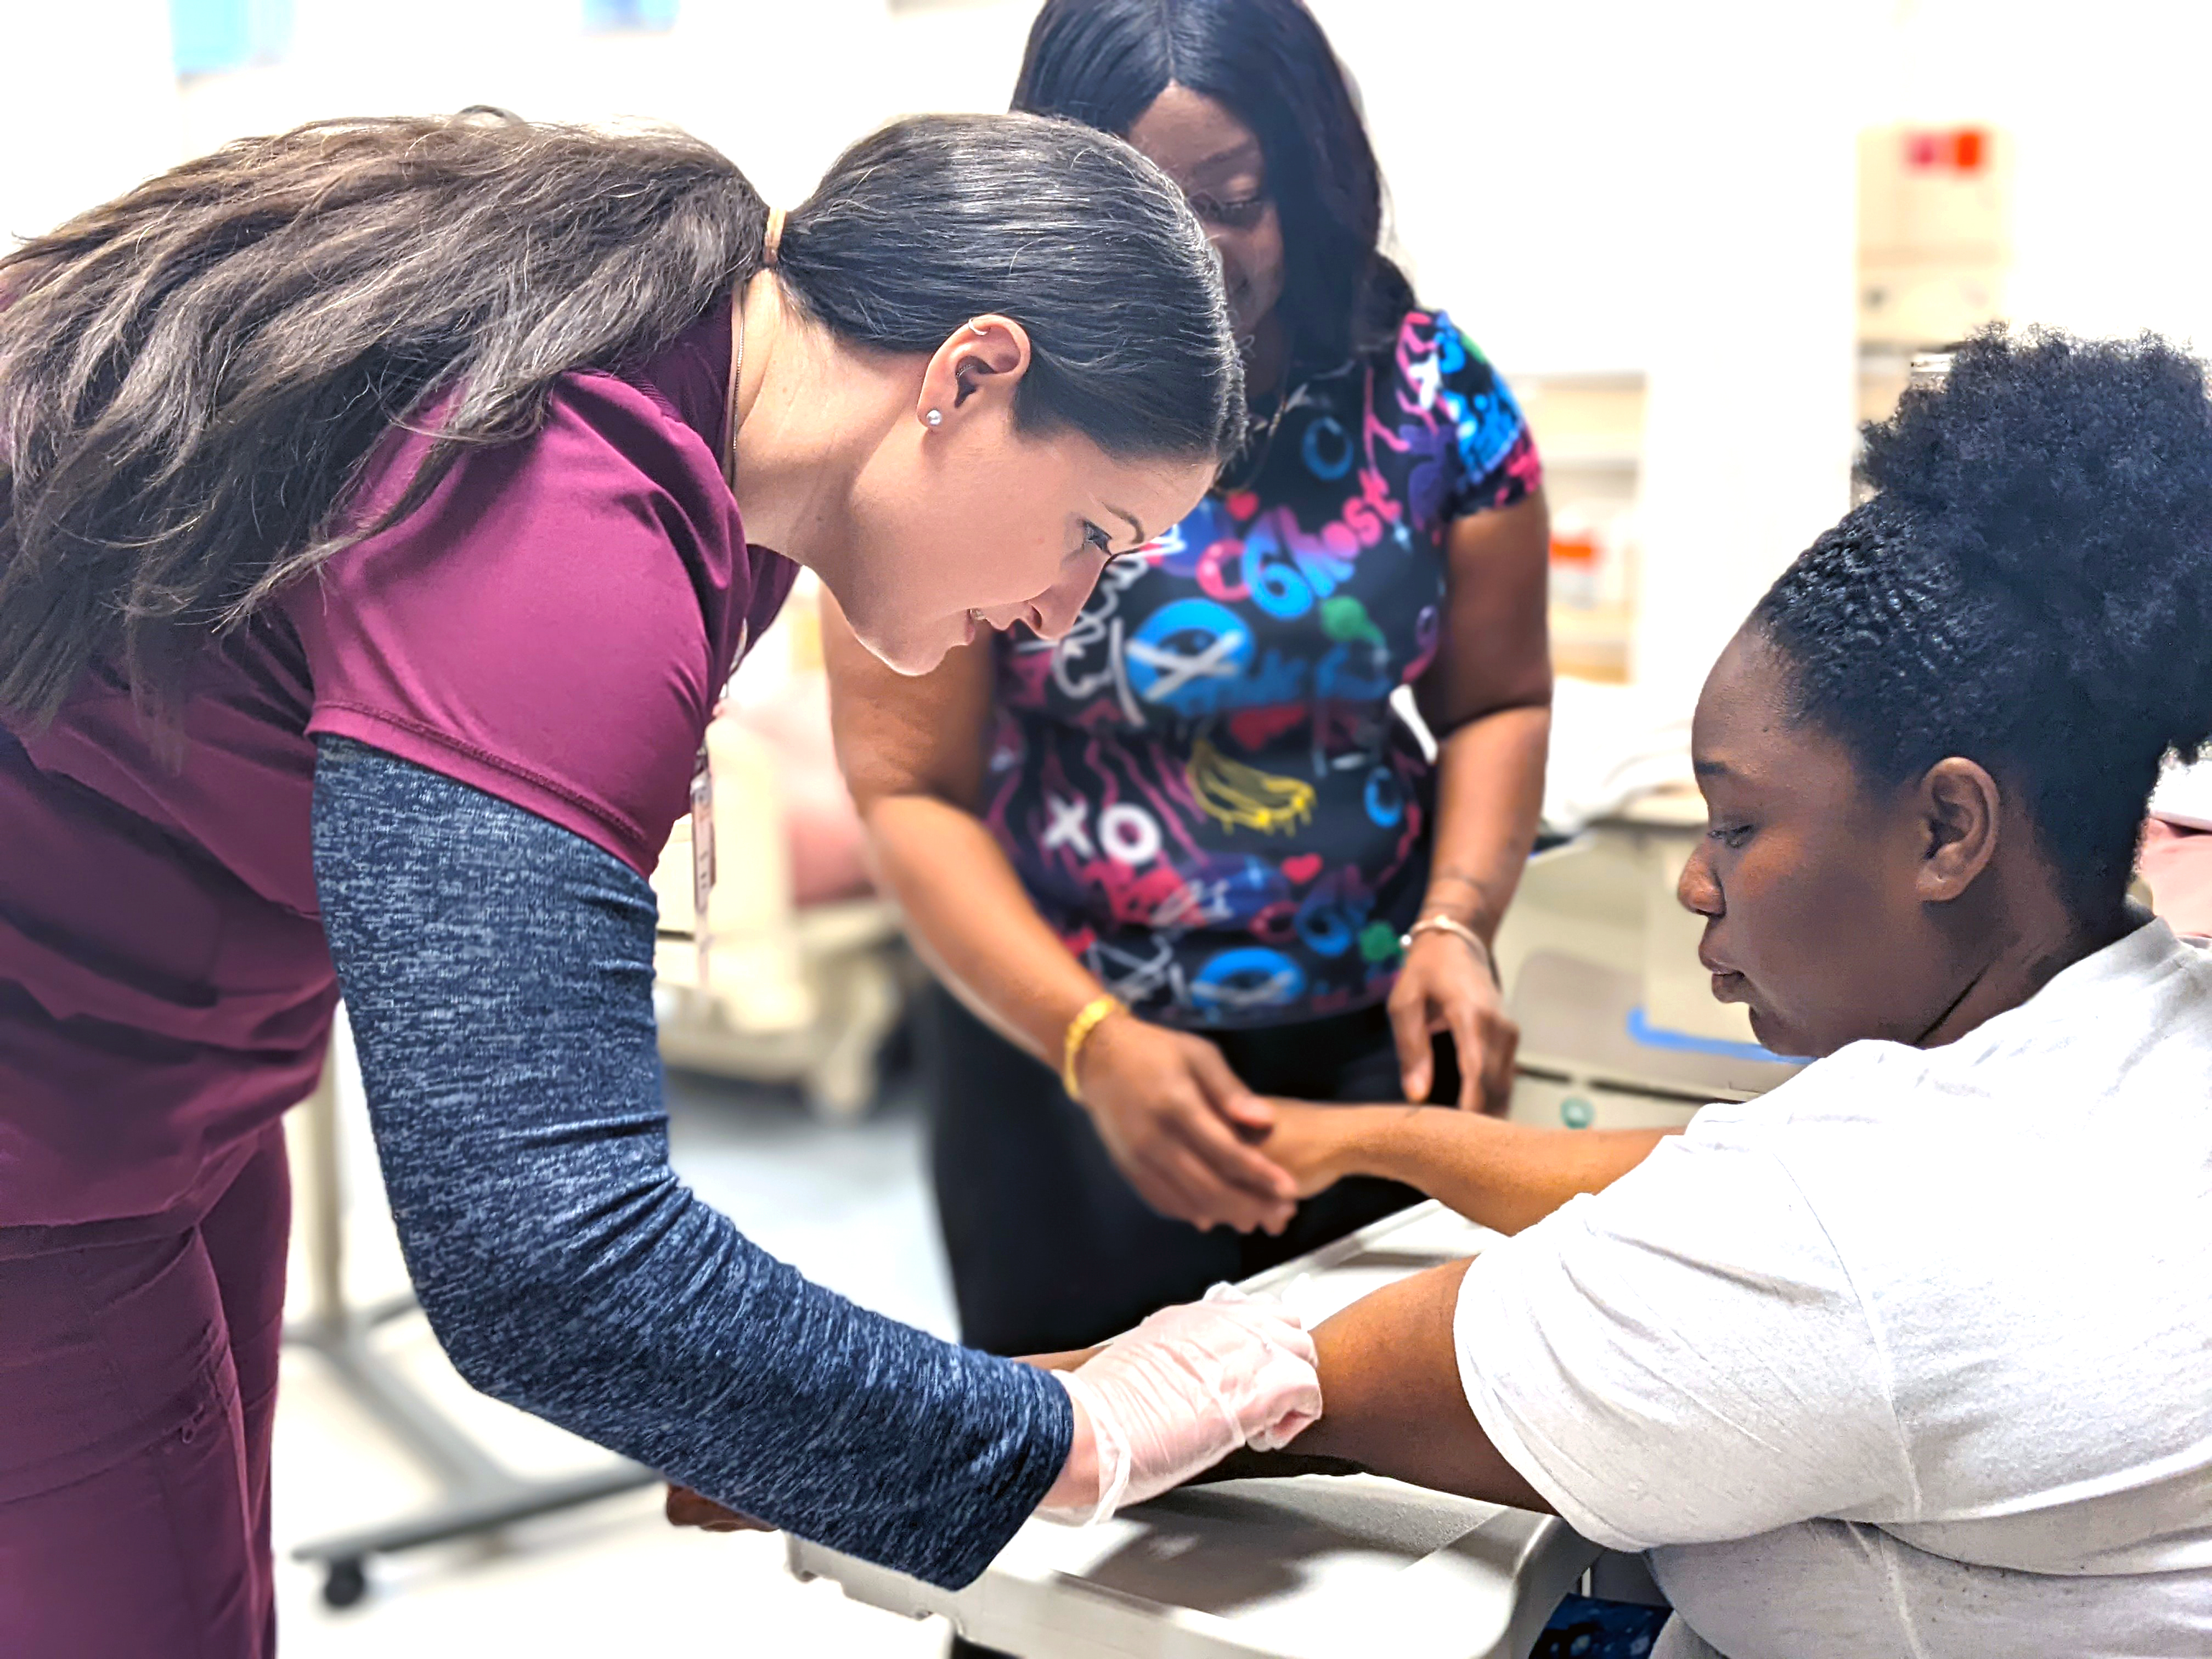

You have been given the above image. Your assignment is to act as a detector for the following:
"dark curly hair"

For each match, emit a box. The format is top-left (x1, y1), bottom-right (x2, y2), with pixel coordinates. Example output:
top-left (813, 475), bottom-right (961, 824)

top-left (1754, 325), bottom-right (2212, 913)
top-left (1011, 0), bottom-right (1415, 380)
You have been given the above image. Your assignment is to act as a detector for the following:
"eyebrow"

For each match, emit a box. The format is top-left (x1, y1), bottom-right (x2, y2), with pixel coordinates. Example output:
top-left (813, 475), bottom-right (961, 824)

top-left (1104, 504), bottom-right (1146, 544)
top-left (1692, 758), bottom-right (1732, 778)
top-left (1187, 139), bottom-right (1263, 178)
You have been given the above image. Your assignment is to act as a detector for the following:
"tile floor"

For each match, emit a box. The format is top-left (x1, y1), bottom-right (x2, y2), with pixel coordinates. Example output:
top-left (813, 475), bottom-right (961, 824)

top-left (273, 1027), bottom-right (958, 1657)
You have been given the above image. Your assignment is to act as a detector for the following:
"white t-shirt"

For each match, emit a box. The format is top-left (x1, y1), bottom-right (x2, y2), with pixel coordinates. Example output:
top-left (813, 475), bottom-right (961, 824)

top-left (1457, 918), bottom-right (2212, 1659)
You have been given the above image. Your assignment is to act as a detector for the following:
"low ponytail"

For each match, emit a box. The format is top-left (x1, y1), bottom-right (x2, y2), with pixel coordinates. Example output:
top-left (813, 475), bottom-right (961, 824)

top-left (0, 108), bottom-right (1237, 723)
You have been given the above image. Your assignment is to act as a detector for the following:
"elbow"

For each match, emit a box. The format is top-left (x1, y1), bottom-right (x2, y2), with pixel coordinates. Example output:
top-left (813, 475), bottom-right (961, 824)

top-left (407, 1246), bottom-right (597, 1417)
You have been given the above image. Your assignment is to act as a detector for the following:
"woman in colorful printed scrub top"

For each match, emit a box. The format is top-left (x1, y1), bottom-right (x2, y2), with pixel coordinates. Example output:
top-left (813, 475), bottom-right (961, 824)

top-left (828, 0), bottom-right (1552, 1359)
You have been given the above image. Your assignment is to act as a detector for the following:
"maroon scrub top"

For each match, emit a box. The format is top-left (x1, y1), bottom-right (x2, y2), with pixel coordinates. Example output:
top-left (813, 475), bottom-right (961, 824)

top-left (0, 299), bottom-right (797, 1242)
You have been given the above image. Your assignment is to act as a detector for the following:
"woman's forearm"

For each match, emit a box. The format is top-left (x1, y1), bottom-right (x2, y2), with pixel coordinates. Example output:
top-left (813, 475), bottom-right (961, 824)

top-left (1419, 703), bottom-right (1550, 939)
top-left (1322, 1107), bottom-right (1673, 1235)
top-left (864, 792), bottom-right (1110, 1064)
top-left (313, 738), bottom-right (1072, 1590)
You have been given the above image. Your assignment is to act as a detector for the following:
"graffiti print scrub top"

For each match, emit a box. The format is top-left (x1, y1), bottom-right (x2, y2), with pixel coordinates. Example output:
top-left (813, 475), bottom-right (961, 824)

top-left (988, 310), bottom-right (1541, 1030)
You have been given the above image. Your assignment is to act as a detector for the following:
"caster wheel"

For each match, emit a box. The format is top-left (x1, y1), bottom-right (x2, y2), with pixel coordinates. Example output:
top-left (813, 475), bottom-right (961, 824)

top-left (322, 1557), bottom-right (369, 1610)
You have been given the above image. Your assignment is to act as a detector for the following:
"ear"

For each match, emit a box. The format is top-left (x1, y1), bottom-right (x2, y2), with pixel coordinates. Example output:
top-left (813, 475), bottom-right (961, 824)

top-left (1915, 757), bottom-right (2001, 903)
top-left (917, 315), bottom-right (1032, 431)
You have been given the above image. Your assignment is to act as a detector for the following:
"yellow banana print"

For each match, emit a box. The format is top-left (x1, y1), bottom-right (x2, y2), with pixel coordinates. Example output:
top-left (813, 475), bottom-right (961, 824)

top-left (1187, 735), bottom-right (1316, 835)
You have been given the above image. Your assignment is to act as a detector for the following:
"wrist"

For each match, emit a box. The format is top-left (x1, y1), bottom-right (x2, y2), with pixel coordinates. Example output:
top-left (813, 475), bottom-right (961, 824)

top-left (1063, 994), bottom-right (1128, 1104)
top-left (1416, 882), bottom-right (1496, 939)
top-left (1401, 913), bottom-right (1496, 974)
top-left (1042, 1387), bottom-right (1101, 1512)
top-left (1310, 1106), bottom-right (1383, 1183)
top-left (1368, 1103), bottom-right (1471, 1183)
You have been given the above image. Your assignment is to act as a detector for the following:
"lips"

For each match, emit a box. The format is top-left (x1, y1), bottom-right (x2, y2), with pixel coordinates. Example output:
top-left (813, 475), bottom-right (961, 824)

top-left (1699, 945), bottom-right (1748, 1002)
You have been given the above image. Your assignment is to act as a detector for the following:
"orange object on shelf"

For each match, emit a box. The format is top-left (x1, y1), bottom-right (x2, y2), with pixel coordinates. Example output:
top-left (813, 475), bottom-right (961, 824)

top-left (1549, 532), bottom-right (1600, 566)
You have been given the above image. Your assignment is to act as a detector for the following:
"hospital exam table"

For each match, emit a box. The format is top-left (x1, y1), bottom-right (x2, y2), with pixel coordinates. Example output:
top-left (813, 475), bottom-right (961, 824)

top-left (786, 1201), bottom-right (1602, 1659)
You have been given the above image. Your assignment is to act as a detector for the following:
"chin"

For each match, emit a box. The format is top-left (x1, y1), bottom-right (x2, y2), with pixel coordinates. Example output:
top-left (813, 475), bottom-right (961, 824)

top-left (1746, 1006), bottom-right (1820, 1063)
top-left (855, 622), bottom-right (955, 678)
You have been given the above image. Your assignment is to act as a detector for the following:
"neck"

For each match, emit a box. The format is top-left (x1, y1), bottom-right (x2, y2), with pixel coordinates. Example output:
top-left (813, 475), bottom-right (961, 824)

top-left (1917, 871), bottom-right (2135, 1048)
top-left (726, 272), bottom-right (896, 570)
top-left (1243, 309), bottom-right (1289, 399)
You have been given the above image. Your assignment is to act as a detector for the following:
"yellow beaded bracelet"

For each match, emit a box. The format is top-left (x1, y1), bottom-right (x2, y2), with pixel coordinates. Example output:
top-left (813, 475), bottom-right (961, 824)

top-left (1061, 993), bottom-right (1126, 1102)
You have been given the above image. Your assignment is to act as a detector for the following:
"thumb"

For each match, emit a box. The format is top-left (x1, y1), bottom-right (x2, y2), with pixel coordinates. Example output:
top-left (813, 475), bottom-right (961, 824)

top-left (1187, 1041), bottom-right (1274, 1131)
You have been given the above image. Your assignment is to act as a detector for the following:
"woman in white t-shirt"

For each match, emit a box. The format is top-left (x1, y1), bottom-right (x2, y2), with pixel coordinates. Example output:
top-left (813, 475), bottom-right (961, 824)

top-left (1283, 327), bottom-right (2212, 1658)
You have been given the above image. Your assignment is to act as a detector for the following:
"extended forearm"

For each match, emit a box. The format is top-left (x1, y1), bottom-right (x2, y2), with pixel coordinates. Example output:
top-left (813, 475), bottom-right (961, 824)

top-left (313, 739), bottom-right (1072, 1589)
top-left (1327, 1107), bottom-right (1673, 1234)
top-left (863, 791), bottom-right (1108, 1063)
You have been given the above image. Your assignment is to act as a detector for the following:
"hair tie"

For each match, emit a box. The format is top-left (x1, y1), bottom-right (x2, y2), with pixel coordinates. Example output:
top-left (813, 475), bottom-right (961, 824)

top-left (762, 206), bottom-right (786, 268)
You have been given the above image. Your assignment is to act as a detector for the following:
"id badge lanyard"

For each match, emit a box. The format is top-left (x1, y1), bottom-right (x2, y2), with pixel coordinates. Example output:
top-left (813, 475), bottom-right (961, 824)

top-left (690, 619), bottom-right (748, 989)
top-left (690, 740), bottom-right (716, 989)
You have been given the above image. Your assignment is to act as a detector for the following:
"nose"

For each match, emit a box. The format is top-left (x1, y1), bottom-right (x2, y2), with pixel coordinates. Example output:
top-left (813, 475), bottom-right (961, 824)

top-left (1026, 568), bottom-right (1098, 642)
top-left (1678, 839), bottom-right (1723, 918)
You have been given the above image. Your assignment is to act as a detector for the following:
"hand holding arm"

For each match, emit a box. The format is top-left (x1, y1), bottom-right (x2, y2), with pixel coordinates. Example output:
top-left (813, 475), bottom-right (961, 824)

top-left (1260, 1102), bottom-right (1674, 1235)
top-left (823, 597), bottom-right (1294, 1234)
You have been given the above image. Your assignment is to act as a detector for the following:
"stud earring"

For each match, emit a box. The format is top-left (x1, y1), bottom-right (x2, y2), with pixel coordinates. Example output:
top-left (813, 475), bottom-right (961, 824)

top-left (925, 409), bottom-right (944, 427)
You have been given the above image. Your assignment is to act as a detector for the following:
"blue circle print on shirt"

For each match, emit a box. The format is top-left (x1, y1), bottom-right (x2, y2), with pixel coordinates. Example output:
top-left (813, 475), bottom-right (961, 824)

top-left (1190, 946), bottom-right (1307, 1016)
top-left (1125, 597), bottom-right (1254, 716)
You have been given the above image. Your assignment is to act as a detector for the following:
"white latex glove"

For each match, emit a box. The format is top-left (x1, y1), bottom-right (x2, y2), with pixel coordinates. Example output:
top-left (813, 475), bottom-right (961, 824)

top-left (1040, 1284), bottom-right (1322, 1526)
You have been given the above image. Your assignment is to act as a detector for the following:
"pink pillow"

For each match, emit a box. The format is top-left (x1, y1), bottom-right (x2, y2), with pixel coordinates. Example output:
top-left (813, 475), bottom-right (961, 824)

top-left (727, 679), bottom-right (873, 907)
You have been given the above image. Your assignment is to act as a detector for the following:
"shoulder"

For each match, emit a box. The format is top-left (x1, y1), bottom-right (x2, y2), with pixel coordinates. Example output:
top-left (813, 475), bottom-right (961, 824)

top-left (1685, 1041), bottom-right (1918, 1141)
top-left (1367, 307), bottom-right (1538, 511)
top-left (1372, 308), bottom-right (1509, 397)
top-left (289, 369), bottom-right (748, 878)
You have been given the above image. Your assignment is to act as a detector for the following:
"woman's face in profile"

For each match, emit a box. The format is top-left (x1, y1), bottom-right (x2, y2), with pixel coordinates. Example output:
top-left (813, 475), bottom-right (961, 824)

top-left (1677, 629), bottom-right (1965, 1059)
top-left (836, 411), bottom-right (1214, 676)
top-left (1127, 86), bottom-right (1285, 343)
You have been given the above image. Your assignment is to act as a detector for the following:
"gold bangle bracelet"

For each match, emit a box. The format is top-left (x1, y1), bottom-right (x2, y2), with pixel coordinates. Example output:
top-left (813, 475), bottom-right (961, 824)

top-left (1400, 915), bottom-right (1500, 984)
top-left (1061, 993), bottom-right (1126, 1102)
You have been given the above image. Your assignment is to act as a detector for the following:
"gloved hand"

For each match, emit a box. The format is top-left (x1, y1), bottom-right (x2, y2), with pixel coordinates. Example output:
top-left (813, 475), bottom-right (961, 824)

top-left (1039, 1284), bottom-right (1322, 1525)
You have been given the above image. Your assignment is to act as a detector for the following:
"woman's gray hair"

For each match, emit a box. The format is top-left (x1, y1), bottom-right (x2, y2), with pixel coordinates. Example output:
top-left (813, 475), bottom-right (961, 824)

top-left (0, 109), bottom-right (1242, 722)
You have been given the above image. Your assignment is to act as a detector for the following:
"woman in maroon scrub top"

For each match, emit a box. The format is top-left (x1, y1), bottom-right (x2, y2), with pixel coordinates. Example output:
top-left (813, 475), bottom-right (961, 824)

top-left (0, 111), bottom-right (1326, 1656)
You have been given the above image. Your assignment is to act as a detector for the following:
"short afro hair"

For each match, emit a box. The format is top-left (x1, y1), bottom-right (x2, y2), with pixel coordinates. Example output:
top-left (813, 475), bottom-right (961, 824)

top-left (1753, 324), bottom-right (2212, 912)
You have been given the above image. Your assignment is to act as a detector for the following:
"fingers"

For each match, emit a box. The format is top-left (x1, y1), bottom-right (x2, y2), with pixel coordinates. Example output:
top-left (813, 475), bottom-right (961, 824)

top-left (1389, 982), bottom-right (1436, 1103)
top-left (1156, 1130), bottom-right (1295, 1233)
top-left (1125, 1130), bottom-right (1279, 1233)
top-left (1184, 1039), bottom-right (1276, 1133)
top-left (1481, 1013), bottom-right (1521, 1116)
top-left (1018, 1345), bottom-right (1108, 1372)
top-left (664, 1484), bottom-right (769, 1533)
top-left (1448, 991), bottom-right (1486, 1112)
top-left (1178, 1098), bottom-right (1297, 1209)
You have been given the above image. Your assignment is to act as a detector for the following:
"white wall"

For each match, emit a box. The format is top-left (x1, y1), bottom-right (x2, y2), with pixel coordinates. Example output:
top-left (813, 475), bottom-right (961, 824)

top-left (0, 0), bottom-right (180, 251)
top-left (13, 0), bottom-right (2212, 698)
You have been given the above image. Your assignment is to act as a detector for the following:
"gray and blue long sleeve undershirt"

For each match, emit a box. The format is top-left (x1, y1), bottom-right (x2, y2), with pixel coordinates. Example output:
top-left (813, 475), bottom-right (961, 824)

top-left (310, 736), bottom-right (1071, 1589)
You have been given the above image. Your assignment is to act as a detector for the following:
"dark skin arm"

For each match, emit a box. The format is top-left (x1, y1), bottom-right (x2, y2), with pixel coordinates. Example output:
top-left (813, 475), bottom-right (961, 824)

top-left (1292, 1259), bottom-right (1552, 1510)
top-left (1014, 1271), bottom-right (1556, 1507)
top-left (1393, 493), bottom-right (1553, 1111)
top-left (1261, 1102), bottom-right (1676, 1235)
